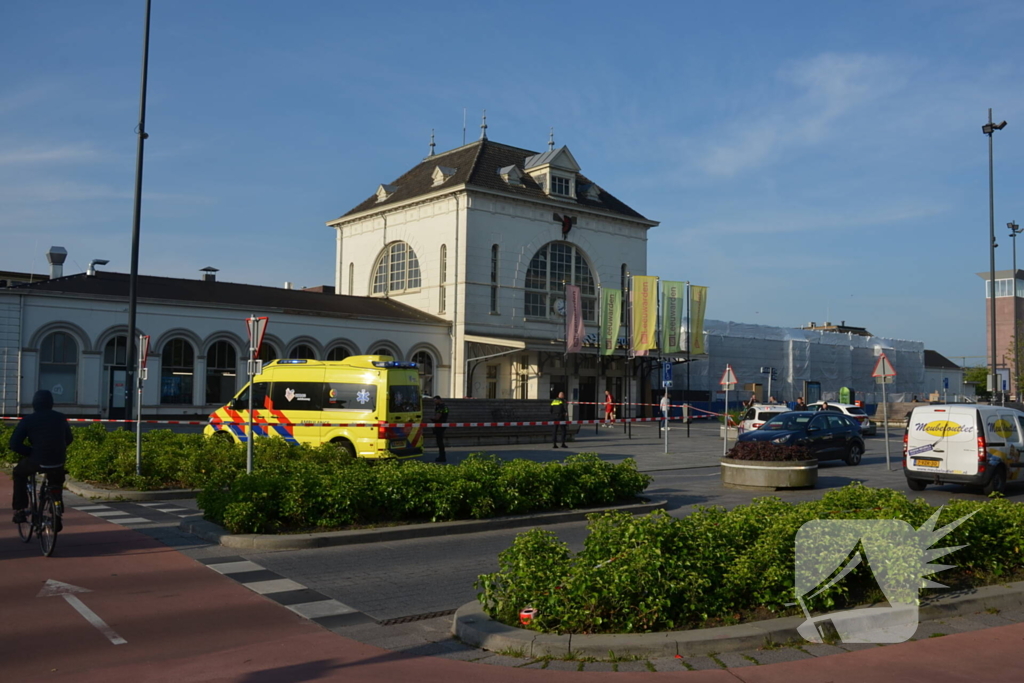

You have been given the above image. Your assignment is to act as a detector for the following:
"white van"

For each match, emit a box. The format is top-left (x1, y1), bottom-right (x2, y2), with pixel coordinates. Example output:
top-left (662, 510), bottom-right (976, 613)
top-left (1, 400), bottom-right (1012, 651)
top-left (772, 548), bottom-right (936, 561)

top-left (903, 404), bottom-right (1023, 494)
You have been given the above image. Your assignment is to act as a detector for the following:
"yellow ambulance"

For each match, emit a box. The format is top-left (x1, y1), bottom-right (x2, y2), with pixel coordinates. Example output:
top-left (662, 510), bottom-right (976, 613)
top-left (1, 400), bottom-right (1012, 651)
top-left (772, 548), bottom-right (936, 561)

top-left (204, 356), bottom-right (425, 459)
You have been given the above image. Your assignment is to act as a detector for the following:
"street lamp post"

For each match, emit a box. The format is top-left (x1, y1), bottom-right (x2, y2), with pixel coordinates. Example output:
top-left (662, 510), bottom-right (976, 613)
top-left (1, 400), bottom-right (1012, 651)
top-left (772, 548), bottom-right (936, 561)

top-left (1010, 220), bottom-right (1021, 399)
top-left (983, 109), bottom-right (1007, 401)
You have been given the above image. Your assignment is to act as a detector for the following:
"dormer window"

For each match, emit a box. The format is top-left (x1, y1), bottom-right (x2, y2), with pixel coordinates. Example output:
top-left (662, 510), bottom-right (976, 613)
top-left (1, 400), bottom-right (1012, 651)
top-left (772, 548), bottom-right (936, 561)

top-left (498, 165), bottom-right (523, 186)
top-left (431, 166), bottom-right (457, 187)
top-left (551, 176), bottom-right (572, 197)
top-left (376, 184), bottom-right (398, 202)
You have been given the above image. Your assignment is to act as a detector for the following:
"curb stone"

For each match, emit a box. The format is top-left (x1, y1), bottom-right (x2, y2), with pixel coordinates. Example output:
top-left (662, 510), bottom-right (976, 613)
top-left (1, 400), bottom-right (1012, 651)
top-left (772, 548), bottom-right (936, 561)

top-left (178, 499), bottom-right (668, 550)
top-left (66, 478), bottom-right (199, 502)
top-left (453, 579), bottom-right (1024, 658)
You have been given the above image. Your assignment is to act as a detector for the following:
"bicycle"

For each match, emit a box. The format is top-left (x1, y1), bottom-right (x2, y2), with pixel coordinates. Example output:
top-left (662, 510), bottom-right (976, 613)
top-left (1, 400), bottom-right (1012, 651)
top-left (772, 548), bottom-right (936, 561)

top-left (16, 470), bottom-right (62, 557)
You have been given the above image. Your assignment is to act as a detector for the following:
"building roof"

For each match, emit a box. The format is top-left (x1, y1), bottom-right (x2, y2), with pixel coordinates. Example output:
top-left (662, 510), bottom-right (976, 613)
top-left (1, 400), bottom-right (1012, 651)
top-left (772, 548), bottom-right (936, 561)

top-left (975, 269), bottom-right (1024, 280)
top-left (802, 322), bottom-right (872, 337)
top-left (336, 139), bottom-right (653, 223)
top-left (923, 349), bottom-right (961, 370)
top-left (0, 270), bottom-right (48, 286)
top-left (8, 271), bottom-right (446, 326)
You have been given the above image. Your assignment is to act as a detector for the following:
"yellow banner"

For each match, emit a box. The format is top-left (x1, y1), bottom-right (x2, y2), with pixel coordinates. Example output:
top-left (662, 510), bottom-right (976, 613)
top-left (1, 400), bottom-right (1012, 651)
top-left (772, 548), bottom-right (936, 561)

top-left (688, 285), bottom-right (708, 355)
top-left (631, 276), bottom-right (658, 351)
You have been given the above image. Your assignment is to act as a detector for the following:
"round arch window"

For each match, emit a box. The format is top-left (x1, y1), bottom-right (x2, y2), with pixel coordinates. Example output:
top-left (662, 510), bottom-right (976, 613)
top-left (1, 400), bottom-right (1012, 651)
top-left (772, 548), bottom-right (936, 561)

top-left (206, 341), bottom-right (237, 405)
top-left (326, 346), bottom-right (352, 361)
top-left (39, 331), bottom-right (78, 403)
top-left (412, 351), bottom-right (434, 396)
top-left (371, 241), bottom-right (422, 294)
top-left (161, 339), bottom-right (195, 405)
top-left (289, 344), bottom-right (317, 360)
top-left (524, 242), bottom-right (597, 320)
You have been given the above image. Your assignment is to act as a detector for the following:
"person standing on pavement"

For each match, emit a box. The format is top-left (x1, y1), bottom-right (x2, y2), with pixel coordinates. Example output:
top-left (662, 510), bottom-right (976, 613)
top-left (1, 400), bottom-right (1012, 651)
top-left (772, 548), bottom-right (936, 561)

top-left (795, 396), bottom-right (807, 411)
top-left (10, 390), bottom-right (72, 524)
top-left (603, 390), bottom-right (615, 427)
top-left (431, 395), bottom-right (449, 463)
top-left (551, 391), bottom-right (568, 448)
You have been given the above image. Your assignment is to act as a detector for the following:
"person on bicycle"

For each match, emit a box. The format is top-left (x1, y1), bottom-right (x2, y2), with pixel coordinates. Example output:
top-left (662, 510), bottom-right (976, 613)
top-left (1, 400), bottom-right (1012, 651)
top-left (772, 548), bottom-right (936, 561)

top-left (10, 390), bottom-right (72, 524)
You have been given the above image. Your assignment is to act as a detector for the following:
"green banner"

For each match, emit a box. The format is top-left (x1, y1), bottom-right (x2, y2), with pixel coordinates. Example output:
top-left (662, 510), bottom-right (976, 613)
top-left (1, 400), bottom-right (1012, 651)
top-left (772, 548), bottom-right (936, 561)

top-left (600, 288), bottom-right (621, 356)
top-left (631, 276), bottom-right (658, 351)
top-left (660, 281), bottom-right (685, 354)
top-left (689, 285), bottom-right (708, 355)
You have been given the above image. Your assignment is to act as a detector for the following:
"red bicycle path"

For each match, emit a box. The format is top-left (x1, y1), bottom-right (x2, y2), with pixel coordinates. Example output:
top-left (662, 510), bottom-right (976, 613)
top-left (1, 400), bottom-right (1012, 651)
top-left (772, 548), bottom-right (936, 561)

top-left (1, 474), bottom-right (1022, 682)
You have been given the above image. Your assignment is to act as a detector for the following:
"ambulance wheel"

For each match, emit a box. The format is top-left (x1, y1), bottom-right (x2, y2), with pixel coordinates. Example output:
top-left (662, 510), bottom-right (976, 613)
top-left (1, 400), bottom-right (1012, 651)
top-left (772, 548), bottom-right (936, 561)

top-left (983, 467), bottom-right (1007, 496)
top-left (906, 478), bottom-right (927, 491)
top-left (331, 439), bottom-right (356, 459)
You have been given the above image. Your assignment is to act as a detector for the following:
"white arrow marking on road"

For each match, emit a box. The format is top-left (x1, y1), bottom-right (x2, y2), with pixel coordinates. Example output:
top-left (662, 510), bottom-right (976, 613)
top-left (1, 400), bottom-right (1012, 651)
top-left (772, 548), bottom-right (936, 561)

top-left (37, 579), bottom-right (127, 645)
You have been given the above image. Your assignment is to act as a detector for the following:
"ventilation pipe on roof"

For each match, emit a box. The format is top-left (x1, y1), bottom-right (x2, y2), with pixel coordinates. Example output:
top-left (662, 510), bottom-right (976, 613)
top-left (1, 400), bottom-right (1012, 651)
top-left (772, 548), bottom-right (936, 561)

top-left (200, 266), bottom-right (219, 282)
top-left (87, 259), bottom-right (109, 277)
top-left (46, 246), bottom-right (68, 279)
top-left (284, 282), bottom-right (293, 290)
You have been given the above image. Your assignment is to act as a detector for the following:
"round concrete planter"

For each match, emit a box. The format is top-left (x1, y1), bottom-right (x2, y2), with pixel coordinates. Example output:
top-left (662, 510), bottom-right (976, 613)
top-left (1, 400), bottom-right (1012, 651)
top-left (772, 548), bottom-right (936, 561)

top-left (720, 457), bottom-right (817, 490)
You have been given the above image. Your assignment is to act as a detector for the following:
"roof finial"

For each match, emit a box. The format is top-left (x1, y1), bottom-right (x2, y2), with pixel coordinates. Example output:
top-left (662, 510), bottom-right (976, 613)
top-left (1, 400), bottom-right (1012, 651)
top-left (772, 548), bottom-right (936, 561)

top-left (548, 127), bottom-right (555, 151)
top-left (480, 109), bottom-right (488, 141)
top-left (429, 129), bottom-right (435, 157)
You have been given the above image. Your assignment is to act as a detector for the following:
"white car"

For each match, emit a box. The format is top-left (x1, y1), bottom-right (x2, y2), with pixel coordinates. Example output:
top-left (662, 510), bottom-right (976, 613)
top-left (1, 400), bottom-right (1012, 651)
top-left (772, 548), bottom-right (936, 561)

top-left (737, 404), bottom-right (791, 435)
top-left (808, 402), bottom-right (876, 436)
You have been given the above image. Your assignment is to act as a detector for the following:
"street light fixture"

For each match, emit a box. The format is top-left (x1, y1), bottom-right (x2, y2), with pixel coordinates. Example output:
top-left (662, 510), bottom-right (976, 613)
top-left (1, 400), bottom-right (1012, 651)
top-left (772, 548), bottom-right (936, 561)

top-left (984, 109), bottom-right (1007, 400)
top-left (1010, 220), bottom-right (1022, 399)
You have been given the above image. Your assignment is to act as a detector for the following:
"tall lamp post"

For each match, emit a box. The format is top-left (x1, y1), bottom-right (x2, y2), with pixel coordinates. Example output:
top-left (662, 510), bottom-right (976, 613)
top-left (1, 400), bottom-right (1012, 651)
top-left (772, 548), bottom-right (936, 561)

top-left (983, 109), bottom-right (1007, 400)
top-left (1010, 220), bottom-right (1021, 400)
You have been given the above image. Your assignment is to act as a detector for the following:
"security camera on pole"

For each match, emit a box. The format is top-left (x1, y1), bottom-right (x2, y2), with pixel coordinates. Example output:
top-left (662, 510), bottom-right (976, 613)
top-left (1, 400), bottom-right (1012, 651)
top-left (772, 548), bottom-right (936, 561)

top-left (719, 364), bottom-right (738, 456)
top-left (135, 334), bottom-right (149, 477)
top-left (245, 315), bottom-right (268, 474)
top-left (871, 352), bottom-right (897, 470)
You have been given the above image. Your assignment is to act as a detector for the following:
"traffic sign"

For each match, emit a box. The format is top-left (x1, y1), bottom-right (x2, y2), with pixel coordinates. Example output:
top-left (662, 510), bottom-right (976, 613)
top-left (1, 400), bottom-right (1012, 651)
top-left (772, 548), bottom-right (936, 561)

top-left (871, 353), bottom-right (897, 378)
top-left (719, 364), bottom-right (738, 387)
top-left (662, 362), bottom-right (673, 386)
top-left (943, 377), bottom-right (949, 390)
top-left (246, 316), bottom-right (269, 359)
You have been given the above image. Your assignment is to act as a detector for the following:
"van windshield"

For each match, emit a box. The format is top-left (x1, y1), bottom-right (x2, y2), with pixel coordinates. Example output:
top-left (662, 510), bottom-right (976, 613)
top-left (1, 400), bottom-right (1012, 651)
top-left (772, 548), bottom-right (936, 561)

top-left (389, 385), bottom-right (422, 413)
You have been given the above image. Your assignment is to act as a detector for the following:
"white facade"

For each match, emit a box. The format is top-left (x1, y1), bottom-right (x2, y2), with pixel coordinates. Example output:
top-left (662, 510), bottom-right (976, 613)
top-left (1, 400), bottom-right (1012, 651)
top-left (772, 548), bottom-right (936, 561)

top-left (0, 284), bottom-right (450, 417)
top-left (329, 140), bottom-right (656, 409)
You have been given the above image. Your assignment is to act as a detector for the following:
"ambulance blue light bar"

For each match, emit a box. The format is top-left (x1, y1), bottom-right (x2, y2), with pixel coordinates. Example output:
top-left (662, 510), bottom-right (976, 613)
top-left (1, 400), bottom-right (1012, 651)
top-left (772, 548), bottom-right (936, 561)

top-left (277, 359), bottom-right (308, 364)
top-left (372, 361), bottom-right (418, 369)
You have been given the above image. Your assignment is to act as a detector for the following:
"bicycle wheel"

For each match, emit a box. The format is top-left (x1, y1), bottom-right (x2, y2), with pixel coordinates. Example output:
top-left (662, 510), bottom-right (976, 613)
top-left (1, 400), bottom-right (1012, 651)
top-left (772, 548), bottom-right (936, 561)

top-left (38, 494), bottom-right (58, 557)
top-left (17, 483), bottom-right (35, 543)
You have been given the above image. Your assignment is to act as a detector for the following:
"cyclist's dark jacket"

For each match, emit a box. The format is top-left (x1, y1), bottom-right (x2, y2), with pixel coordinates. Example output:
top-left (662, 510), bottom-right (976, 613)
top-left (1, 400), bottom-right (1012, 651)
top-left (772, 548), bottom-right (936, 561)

top-left (9, 390), bottom-right (73, 468)
top-left (551, 398), bottom-right (568, 421)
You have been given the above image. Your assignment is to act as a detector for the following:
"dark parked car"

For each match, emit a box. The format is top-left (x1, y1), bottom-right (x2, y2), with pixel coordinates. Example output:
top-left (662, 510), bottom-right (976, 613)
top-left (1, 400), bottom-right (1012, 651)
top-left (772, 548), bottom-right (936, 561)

top-left (737, 411), bottom-right (866, 465)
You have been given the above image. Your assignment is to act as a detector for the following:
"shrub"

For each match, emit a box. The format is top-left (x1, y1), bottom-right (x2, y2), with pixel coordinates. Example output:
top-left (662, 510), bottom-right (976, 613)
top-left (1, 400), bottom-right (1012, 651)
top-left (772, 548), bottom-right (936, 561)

top-left (476, 483), bottom-right (1024, 635)
top-left (726, 441), bottom-right (810, 462)
top-left (199, 452), bottom-right (651, 533)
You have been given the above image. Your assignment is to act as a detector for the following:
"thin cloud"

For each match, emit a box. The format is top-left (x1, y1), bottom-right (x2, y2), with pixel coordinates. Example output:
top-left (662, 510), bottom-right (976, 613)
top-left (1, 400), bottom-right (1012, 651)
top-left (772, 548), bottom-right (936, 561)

top-left (699, 53), bottom-right (916, 177)
top-left (0, 144), bottom-right (103, 166)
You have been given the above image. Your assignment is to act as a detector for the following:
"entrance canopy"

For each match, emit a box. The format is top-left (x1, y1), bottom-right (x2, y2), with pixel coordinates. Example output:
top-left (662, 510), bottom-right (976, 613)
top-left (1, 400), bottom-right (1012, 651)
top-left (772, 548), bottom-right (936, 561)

top-left (465, 334), bottom-right (526, 363)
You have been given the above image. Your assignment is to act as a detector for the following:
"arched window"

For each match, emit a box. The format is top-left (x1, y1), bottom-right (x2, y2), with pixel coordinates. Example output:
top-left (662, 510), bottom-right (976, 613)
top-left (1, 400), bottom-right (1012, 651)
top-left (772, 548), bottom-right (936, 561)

top-left (103, 336), bottom-right (128, 367)
top-left (371, 241), bottom-right (421, 294)
top-left (490, 244), bottom-right (499, 313)
top-left (206, 341), bottom-right (237, 405)
top-left (373, 347), bottom-right (396, 358)
top-left (39, 332), bottom-right (78, 403)
top-left (257, 343), bottom-right (278, 364)
top-left (348, 262), bottom-right (354, 295)
top-left (161, 339), bottom-right (194, 405)
top-left (524, 242), bottom-right (597, 321)
top-left (439, 244), bottom-right (447, 313)
top-left (412, 351), bottom-right (434, 396)
top-left (289, 344), bottom-right (317, 360)
top-left (326, 346), bottom-right (351, 361)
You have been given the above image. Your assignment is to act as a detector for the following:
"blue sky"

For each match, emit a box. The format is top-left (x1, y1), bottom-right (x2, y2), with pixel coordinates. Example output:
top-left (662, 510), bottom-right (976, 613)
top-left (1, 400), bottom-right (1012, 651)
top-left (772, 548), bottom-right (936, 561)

top-left (3, 0), bottom-right (1023, 364)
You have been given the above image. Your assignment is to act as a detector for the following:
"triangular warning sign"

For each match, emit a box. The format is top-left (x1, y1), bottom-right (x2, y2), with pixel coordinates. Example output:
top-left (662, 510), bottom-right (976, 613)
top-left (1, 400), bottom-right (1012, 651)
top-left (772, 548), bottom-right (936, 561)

top-left (871, 353), bottom-right (897, 378)
top-left (719, 364), bottom-right (738, 386)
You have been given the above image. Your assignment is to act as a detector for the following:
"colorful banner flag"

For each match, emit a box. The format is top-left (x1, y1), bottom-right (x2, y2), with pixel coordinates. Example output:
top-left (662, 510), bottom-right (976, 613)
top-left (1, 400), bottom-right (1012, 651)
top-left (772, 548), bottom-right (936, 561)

top-left (599, 288), bottom-right (621, 356)
top-left (565, 284), bottom-right (585, 353)
top-left (660, 280), bottom-right (685, 354)
top-left (688, 285), bottom-right (708, 355)
top-left (631, 275), bottom-right (658, 352)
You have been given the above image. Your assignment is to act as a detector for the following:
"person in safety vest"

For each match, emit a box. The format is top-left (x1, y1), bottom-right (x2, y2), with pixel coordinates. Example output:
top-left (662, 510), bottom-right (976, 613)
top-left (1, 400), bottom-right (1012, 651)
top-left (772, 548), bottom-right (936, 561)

top-left (551, 392), bottom-right (568, 449)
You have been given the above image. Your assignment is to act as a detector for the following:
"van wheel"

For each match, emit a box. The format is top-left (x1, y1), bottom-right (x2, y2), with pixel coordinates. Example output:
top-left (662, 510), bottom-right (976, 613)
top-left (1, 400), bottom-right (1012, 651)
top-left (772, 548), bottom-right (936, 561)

top-left (906, 478), bottom-right (927, 491)
top-left (983, 467), bottom-right (1007, 495)
top-left (845, 443), bottom-right (864, 466)
top-left (331, 439), bottom-right (356, 459)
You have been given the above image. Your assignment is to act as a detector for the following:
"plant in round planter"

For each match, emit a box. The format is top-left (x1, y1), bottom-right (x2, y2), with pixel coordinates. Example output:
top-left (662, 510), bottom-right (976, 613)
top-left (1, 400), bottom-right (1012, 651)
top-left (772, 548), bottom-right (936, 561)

top-left (721, 441), bottom-right (817, 489)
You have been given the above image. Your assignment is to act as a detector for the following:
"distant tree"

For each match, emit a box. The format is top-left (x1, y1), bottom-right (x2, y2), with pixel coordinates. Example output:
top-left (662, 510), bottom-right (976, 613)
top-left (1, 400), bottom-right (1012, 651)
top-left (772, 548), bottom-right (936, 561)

top-left (964, 366), bottom-right (991, 401)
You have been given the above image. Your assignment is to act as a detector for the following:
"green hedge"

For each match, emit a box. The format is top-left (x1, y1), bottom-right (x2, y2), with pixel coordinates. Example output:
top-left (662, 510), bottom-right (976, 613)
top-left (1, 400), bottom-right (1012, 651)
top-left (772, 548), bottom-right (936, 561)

top-left (475, 483), bottom-right (1024, 635)
top-left (198, 453), bottom-right (652, 534)
top-left (0, 423), bottom-right (348, 491)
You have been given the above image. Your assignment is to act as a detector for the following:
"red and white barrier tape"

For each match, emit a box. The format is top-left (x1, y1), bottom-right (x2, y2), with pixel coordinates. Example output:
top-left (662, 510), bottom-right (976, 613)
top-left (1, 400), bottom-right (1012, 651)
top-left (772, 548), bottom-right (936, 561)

top-left (2, 416), bottom-right (676, 428)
